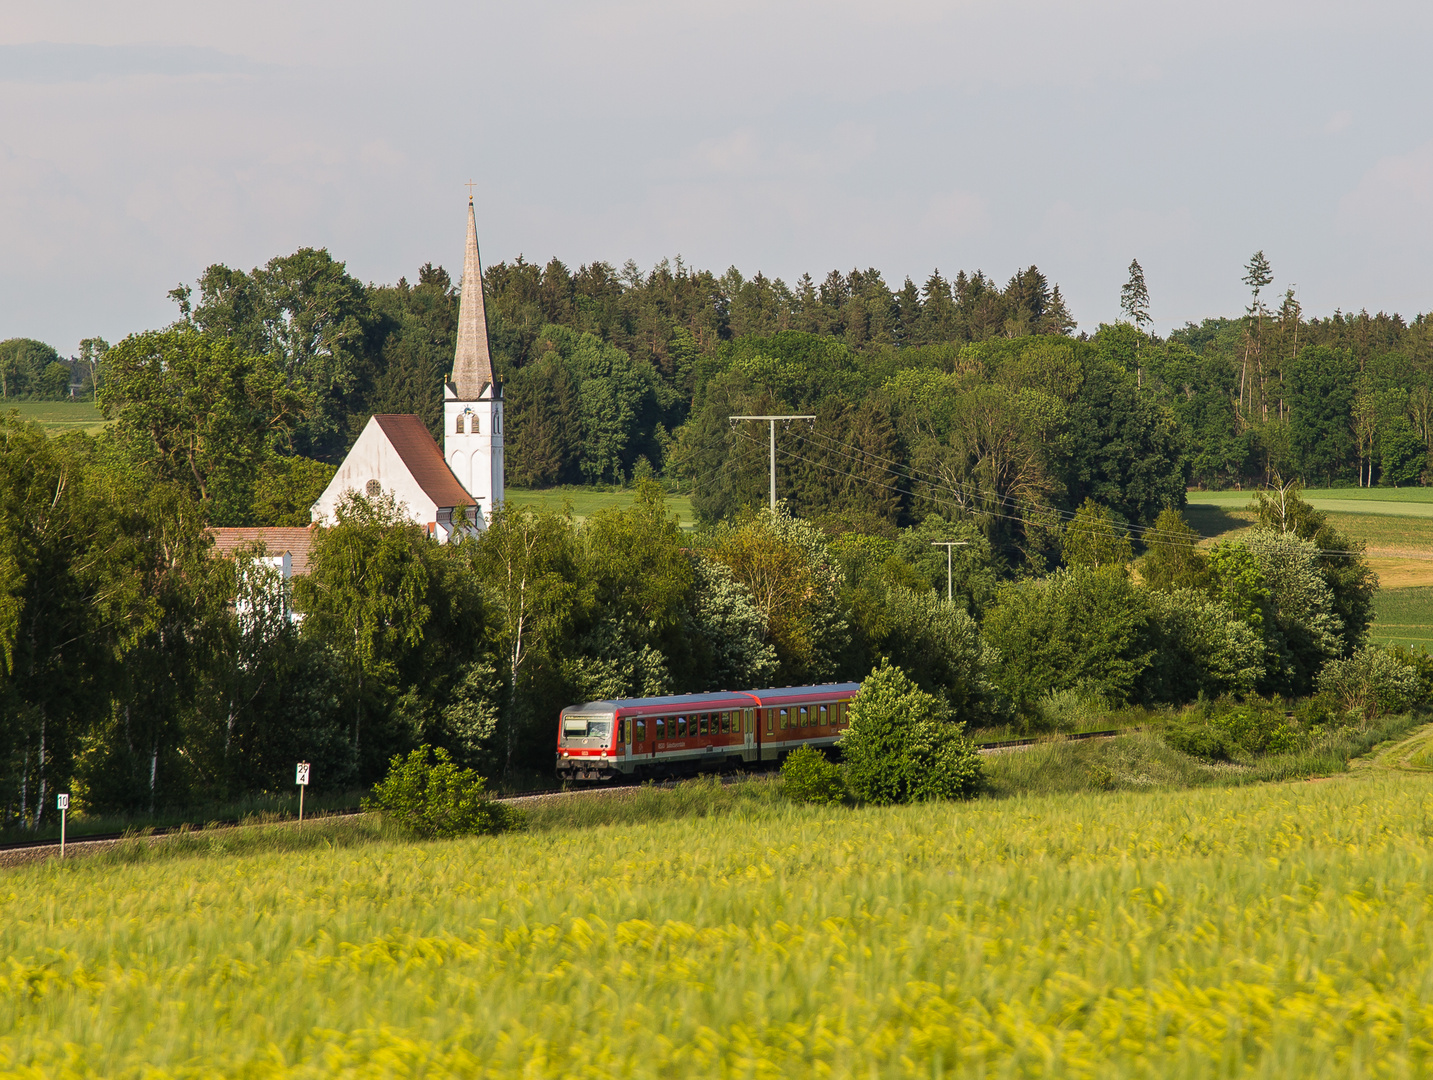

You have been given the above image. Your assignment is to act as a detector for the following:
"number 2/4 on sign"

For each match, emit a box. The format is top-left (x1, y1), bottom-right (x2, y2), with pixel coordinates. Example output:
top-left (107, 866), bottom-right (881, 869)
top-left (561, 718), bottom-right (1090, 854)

top-left (295, 763), bottom-right (310, 823)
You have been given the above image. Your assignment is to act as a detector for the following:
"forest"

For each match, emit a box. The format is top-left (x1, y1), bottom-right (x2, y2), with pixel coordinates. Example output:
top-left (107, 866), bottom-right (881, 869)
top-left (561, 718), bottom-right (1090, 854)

top-left (0, 245), bottom-right (1426, 827)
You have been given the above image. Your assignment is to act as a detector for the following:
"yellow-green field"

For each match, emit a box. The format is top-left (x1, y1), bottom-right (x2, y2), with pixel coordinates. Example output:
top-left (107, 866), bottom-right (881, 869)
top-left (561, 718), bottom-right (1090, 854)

top-left (1, 400), bottom-right (108, 435)
top-left (8, 766), bottom-right (1433, 1078)
top-left (507, 485), bottom-right (696, 527)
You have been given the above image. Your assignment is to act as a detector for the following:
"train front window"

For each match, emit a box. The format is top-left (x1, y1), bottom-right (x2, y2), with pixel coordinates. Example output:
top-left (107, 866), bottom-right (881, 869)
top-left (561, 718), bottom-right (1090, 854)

top-left (562, 714), bottom-right (613, 744)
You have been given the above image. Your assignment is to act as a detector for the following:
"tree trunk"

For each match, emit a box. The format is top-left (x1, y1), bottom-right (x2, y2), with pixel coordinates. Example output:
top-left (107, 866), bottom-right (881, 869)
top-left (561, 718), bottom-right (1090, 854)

top-left (35, 717), bottom-right (46, 829)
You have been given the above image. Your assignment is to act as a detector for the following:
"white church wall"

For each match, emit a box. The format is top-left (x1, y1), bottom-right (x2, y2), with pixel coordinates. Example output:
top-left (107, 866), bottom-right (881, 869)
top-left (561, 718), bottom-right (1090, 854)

top-left (311, 416), bottom-right (440, 531)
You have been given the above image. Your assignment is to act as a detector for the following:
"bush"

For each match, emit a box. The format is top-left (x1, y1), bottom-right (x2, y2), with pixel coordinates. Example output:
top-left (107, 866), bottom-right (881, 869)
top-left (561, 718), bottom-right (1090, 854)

top-left (779, 745), bottom-right (847, 805)
top-left (840, 662), bottom-right (983, 805)
top-left (1318, 646), bottom-right (1421, 722)
top-left (1162, 719), bottom-right (1234, 761)
top-left (363, 745), bottom-right (517, 839)
top-left (1161, 701), bottom-right (1294, 760)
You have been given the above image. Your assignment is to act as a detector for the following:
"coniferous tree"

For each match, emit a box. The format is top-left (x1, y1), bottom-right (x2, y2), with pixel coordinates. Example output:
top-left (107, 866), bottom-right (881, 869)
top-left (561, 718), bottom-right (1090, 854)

top-left (1120, 259), bottom-right (1152, 330)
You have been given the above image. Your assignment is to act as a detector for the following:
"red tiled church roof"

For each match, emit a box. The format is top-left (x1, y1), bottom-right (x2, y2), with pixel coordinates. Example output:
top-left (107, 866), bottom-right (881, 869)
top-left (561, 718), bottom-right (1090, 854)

top-left (209, 526), bottom-right (318, 575)
top-left (371, 414), bottom-right (474, 508)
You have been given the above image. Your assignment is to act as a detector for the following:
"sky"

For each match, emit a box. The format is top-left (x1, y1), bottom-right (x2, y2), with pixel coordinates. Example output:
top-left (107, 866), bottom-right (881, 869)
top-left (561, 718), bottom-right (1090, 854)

top-left (3, 0), bottom-right (1432, 356)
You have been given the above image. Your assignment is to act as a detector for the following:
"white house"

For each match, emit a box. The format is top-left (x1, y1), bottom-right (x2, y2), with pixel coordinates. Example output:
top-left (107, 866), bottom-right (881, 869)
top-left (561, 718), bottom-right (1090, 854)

top-left (310, 195), bottom-right (504, 540)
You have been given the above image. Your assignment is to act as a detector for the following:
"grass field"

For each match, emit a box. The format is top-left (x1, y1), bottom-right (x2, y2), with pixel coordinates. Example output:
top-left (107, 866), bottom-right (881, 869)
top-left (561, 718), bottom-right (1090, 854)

top-left (1, 400), bottom-right (108, 435)
top-left (507, 485), bottom-right (696, 527)
top-left (8, 757), bottom-right (1433, 1077)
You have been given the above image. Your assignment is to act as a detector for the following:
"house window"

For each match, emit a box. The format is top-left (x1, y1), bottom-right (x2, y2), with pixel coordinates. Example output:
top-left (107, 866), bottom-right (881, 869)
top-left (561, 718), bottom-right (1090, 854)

top-left (365, 479), bottom-right (381, 496)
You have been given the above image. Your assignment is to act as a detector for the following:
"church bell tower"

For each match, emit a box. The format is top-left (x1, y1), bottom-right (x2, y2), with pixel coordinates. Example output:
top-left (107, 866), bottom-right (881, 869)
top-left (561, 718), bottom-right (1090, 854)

top-left (444, 194), bottom-right (504, 524)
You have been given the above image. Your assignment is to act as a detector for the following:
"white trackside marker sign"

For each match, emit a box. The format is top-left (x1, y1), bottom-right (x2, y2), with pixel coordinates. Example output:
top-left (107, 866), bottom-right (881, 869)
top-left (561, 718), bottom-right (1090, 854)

top-left (295, 762), bottom-right (310, 823)
top-left (57, 793), bottom-right (69, 857)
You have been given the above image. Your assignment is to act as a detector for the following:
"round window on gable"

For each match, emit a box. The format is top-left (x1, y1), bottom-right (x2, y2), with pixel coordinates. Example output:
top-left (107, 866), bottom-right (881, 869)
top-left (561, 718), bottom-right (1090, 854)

top-left (365, 479), bottom-right (382, 496)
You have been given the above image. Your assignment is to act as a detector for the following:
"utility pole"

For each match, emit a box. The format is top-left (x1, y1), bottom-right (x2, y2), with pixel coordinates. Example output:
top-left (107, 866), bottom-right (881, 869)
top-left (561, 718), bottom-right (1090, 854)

top-left (930, 540), bottom-right (969, 603)
top-left (729, 415), bottom-right (816, 509)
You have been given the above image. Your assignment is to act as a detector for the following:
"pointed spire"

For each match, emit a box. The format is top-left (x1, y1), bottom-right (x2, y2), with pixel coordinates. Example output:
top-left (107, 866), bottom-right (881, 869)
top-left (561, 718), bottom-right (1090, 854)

top-left (451, 196), bottom-right (494, 399)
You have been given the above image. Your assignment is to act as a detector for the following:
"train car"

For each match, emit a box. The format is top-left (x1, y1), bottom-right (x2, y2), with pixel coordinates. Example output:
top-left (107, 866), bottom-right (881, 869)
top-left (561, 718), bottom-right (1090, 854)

top-left (556, 682), bottom-right (861, 782)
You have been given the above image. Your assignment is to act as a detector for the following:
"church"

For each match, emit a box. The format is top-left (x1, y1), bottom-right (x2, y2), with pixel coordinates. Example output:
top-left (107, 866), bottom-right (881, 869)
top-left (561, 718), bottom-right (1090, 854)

top-left (310, 196), bottom-right (504, 540)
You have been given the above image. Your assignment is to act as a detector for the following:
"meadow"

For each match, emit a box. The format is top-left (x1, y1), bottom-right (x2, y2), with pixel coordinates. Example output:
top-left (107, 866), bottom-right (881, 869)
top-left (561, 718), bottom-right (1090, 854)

top-left (507, 485), bottom-right (696, 527)
top-left (2, 400), bottom-right (108, 435)
top-left (8, 755), bottom-right (1433, 1078)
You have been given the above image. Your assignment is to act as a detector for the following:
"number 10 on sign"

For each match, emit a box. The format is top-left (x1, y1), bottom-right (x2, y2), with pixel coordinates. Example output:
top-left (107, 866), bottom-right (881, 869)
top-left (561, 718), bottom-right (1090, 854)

top-left (295, 762), bottom-right (310, 823)
top-left (57, 793), bottom-right (69, 857)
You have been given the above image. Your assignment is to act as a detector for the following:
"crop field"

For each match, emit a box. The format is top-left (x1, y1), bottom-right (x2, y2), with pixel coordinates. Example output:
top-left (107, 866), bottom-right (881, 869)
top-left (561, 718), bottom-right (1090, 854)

top-left (506, 485), bottom-right (696, 527)
top-left (8, 765), bottom-right (1433, 1078)
top-left (1, 400), bottom-right (108, 435)
top-left (1371, 587), bottom-right (1433, 650)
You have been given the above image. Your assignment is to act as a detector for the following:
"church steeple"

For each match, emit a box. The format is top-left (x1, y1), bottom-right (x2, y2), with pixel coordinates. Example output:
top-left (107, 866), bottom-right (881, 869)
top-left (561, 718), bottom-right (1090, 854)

top-left (444, 191), bottom-right (504, 520)
top-left (451, 195), bottom-right (494, 400)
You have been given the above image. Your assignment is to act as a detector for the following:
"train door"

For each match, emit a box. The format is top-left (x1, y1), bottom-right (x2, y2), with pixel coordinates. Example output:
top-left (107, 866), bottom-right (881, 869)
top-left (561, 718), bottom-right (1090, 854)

top-left (744, 708), bottom-right (756, 757)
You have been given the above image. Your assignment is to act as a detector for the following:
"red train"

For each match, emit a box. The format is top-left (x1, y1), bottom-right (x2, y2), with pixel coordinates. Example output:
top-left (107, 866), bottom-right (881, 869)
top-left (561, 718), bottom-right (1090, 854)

top-left (556, 682), bottom-right (862, 782)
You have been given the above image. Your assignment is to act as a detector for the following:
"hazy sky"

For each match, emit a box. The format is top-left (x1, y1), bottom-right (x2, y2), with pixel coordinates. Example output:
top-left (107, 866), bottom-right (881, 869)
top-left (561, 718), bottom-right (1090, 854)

top-left (4, 1), bottom-right (1432, 355)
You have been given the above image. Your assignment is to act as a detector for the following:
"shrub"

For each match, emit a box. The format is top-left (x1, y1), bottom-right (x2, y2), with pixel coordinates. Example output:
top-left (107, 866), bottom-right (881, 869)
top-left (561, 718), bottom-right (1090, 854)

top-left (1087, 764), bottom-right (1115, 791)
top-left (363, 745), bottom-right (517, 839)
top-left (983, 565), bottom-right (1155, 711)
top-left (840, 662), bottom-right (983, 805)
top-left (1318, 646), bottom-right (1422, 722)
top-left (1161, 701), bottom-right (1291, 760)
top-left (779, 745), bottom-right (847, 806)
top-left (1162, 720), bottom-right (1234, 762)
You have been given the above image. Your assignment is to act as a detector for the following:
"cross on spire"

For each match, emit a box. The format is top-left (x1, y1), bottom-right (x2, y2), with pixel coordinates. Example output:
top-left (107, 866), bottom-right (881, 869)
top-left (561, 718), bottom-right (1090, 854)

top-left (465, 178), bottom-right (476, 202)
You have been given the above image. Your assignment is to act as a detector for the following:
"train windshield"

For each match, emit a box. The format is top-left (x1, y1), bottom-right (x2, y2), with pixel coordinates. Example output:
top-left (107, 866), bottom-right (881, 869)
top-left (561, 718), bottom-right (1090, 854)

top-left (562, 714), bottom-right (613, 742)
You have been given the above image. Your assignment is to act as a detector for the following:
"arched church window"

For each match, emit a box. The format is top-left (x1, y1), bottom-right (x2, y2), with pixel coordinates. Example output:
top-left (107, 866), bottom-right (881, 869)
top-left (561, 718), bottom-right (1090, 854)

top-left (455, 415), bottom-right (464, 434)
top-left (471, 415), bottom-right (480, 434)
top-left (365, 479), bottom-right (382, 496)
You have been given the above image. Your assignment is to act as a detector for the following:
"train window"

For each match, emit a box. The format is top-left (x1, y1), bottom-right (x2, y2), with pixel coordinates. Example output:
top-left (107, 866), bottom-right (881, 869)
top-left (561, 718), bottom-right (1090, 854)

top-left (800, 707), bottom-right (808, 728)
top-left (819, 704), bottom-right (828, 725)
top-left (765, 711), bottom-right (773, 733)
top-left (678, 716), bottom-right (688, 737)
top-left (720, 713), bottom-right (729, 734)
top-left (655, 718), bottom-right (665, 738)
top-left (779, 708), bottom-right (788, 730)
top-left (697, 714), bottom-right (706, 736)
top-left (636, 720), bottom-right (646, 742)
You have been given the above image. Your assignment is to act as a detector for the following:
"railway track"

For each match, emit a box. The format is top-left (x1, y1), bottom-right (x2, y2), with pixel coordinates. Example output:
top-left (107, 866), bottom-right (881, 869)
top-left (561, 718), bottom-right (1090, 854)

top-left (1, 729), bottom-right (1135, 861)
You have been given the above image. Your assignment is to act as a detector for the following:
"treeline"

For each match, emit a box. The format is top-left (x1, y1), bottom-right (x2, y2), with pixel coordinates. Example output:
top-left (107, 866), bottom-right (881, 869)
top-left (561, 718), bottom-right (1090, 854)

top-left (0, 337), bottom-right (109, 400)
top-left (0, 405), bottom-right (1383, 829)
